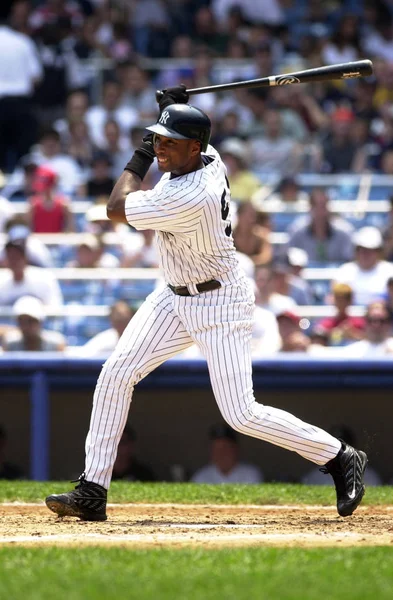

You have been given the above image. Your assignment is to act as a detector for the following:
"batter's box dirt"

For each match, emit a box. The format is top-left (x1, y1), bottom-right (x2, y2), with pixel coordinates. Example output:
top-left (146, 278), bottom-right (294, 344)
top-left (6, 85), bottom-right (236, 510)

top-left (0, 504), bottom-right (392, 547)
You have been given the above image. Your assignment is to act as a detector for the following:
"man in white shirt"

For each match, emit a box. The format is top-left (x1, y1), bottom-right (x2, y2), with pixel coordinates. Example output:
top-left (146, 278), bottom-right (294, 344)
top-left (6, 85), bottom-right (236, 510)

top-left (0, 2), bottom-right (42, 172)
top-left (85, 80), bottom-right (138, 149)
top-left (191, 424), bottom-right (264, 484)
top-left (0, 235), bottom-right (63, 306)
top-left (333, 227), bottom-right (393, 306)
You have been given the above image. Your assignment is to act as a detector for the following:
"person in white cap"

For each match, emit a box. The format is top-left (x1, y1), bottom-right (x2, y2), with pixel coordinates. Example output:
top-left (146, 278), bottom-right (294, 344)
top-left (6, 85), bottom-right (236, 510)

top-left (2, 296), bottom-right (65, 351)
top-left (333, 226), bottom-right (393, 306)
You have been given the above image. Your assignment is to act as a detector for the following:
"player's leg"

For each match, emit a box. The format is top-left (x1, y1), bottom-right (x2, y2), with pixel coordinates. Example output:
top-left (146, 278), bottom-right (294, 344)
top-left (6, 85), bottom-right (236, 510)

top-left (84, 286), bottom-right (193, 489)
top-left (180, 283), bottom-right (367, 516)
top-left (46, 286), bottom-right (194, 520)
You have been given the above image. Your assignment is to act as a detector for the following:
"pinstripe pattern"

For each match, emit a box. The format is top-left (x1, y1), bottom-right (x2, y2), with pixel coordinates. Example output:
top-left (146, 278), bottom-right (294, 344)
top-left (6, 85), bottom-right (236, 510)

top-left (84, 144), bottom-right (342, 489)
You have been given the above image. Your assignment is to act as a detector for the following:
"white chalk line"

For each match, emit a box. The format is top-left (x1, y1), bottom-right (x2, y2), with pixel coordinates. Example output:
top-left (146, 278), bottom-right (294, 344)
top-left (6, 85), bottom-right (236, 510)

top-left (0, 526), bottom-right (370, 546)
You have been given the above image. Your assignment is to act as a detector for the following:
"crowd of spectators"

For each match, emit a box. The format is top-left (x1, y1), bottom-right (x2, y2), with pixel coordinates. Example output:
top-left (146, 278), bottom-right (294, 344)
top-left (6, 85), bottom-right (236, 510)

top-left (1, 0), bottom-right (393, 358)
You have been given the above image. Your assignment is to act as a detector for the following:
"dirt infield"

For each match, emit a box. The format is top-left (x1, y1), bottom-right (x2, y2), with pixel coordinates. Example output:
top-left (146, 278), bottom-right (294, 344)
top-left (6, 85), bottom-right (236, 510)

top-left (0, 504), bottom-right (392, 547)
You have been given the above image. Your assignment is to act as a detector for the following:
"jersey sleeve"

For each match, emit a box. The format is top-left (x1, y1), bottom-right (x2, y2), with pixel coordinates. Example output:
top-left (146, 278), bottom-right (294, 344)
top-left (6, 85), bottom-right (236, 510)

top-left (125, 178), bottom-right (206, 233)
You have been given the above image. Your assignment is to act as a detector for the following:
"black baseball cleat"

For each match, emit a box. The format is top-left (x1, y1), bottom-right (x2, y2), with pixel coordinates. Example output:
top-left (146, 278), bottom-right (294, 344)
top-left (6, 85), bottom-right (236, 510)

top-left (45, 474), bottom-right (107, 521)
top-left (320, 443), bottom-right (368, 517)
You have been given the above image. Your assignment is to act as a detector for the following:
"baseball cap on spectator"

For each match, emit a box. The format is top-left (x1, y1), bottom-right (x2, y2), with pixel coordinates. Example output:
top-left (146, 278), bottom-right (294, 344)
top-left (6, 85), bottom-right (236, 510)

top-left (13, 296), bottom-right (45, 322)
top-left (79, 233), bottom-right (100, 251)
top-left (5, 225), bottom-right (29, 252)
top-left (352, 226), bottom-right (383, 250)
top-left (220, 138), bottom-right (250, 166)
top-left (209, 423), bottom-right (237, 442)
top-left (31, 166), bottom-right (57, 193)
top-left (91, 151), bottom-right (112, 167)
top-left (332, 107), bottom-right (355, 122)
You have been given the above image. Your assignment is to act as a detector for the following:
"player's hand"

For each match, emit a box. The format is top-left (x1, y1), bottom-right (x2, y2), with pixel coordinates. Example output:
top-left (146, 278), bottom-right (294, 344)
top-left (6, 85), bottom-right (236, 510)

top-left (136, 133), bottom-right (155, 161)
top-left (156, 84), bottom-right (189, 111)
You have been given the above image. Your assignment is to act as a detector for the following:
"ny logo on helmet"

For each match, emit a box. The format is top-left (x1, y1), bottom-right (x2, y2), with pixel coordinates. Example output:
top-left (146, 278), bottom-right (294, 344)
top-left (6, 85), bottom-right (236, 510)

top-left (159, 111), bottom-right (170, 124)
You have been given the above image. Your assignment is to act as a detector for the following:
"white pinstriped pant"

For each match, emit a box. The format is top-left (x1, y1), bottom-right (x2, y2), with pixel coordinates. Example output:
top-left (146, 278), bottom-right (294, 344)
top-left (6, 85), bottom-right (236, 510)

top-left (85, 273), bottom-right (341, 489)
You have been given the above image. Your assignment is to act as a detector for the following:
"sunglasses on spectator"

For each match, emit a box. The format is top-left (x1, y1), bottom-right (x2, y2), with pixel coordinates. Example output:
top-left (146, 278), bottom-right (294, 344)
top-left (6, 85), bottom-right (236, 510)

top-left (366, 317), bottom-right (390, 324)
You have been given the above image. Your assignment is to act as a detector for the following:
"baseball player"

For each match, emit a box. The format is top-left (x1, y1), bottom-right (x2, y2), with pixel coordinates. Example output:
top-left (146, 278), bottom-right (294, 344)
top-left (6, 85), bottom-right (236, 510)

top-left (46, 86), bottom-right (367, 521)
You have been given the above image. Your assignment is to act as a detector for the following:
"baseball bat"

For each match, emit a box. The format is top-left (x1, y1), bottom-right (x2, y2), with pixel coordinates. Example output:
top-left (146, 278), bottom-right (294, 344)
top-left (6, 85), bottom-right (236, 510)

top-left (156, 60), bottom-right (373, 99)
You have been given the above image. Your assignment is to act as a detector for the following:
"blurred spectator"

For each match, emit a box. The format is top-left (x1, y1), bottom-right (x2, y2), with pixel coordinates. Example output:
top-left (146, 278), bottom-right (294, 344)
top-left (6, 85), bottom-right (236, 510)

top-left (381, 196), bottom-right (393, 261)
top-left (85, 79), bottom-right (138, 149)
top-left (315, 283), bottom-right (365, 347)
top-left (0, 233), bottom-right (62, 306)
top-left (286, 188), bottom-right (354, 264)
top-left (219, 138), bottom-right (261, 203)
top-left (82, 151), bottom-right (115, 198)
top-left (29, 127), bottom-right (84, 195)
top-left (251, 304), bottom-right (281, 357)
top-left (26, 165), bottom-right (75, 233)
top-left (321, 107), bottom-right (362, 174)
top-left (321, 13), bottom-right (361, 65)
top-left (66, 233), bottom-right (120, 268)
top-left (0, 220), bottom-right (53, 268)
top-left (276, 308), bottom-right (310, 353)
top-left (285, 247), bottom-right (315, 304)
top-left (254, 264), bottom-right (297, 314)
top-left (112, 424), bottom-right (157, 482)
top-left (130, 0), bottom-right (171, 57)
top-left (0, 194), bottom-right (14, 232)
top-left (29, 0), bottom-right (83, 31)
top-left (80, 301), bottom-right (135, 356)
top-left (249, 108), bottom-right (304, 176)
top-left (32, 17), bottom-right (86, 125)
top-left (385, 277), bottom-right (393, 319)
top-left (0, 425), bottom-right (24, 480)
top-left (269, 260), bottom-right (312, 306)
top-left (301, 424), bottom-right (383, 486)
top-left (191, 423), bottom-right (264, 484)
top-left (100, 119), bottom-right (130, 173)
top-left (338, 301), bottom-right (393, 357)
top-left (3, 295), bottom-right (66, 351)
top-left (121, 229), bottom-right (158, 268)
top-left (252, 176), bottom-right (309, 213)
top-left (66, 119), bottom-right (94, 172)
top-left (1, 155), bottom-right (39, 200)
top-left (0, 2), bottom-right (42, 172)
top-left (334, 227), bottom-right (393, 306)
top-left (85, 200), bottom-right (117, 235)
top-left (53, 88), bottom-right (89, 146)
top-left (232, 201), bottom-right (272, 266)
top-left (116, 61), bottom-right (157, 118)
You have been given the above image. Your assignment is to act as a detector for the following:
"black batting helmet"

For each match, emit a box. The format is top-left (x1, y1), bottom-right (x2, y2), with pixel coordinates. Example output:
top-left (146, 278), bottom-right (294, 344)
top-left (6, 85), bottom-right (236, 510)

top-left (146, 104), bottom-right (211, 152)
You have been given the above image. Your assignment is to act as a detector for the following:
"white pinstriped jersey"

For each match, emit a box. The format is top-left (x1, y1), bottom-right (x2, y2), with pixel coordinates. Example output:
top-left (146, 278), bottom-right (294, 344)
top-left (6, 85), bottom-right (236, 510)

top-left (124, 144), bottom-right (239, 286)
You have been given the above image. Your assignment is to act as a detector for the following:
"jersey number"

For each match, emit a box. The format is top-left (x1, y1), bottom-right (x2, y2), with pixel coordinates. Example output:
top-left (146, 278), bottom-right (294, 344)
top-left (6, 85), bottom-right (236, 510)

top-left (221, 179), bottom-right (232, 237)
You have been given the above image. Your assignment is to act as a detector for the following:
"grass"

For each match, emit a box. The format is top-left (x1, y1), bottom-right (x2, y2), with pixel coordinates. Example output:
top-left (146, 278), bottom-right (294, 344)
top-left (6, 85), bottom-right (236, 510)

top-left (1, 546), bottom-right (393, 600)
top-left (2, 481), bottom-right (393, 600)
top-left (1, 480), bottom-right (392, 506)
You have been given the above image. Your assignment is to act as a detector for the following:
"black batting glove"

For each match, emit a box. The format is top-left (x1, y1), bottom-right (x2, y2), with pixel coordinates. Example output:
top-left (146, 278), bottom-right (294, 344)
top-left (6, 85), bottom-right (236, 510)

top-left (124, 133), bottom-right (155, 180)
top-left (157, 84), bottom-right (189, 111)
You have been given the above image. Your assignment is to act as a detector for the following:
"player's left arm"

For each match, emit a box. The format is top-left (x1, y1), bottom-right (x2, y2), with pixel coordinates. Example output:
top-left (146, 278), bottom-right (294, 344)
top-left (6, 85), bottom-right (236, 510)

top-left (107, 135), bottom-right (155, 224)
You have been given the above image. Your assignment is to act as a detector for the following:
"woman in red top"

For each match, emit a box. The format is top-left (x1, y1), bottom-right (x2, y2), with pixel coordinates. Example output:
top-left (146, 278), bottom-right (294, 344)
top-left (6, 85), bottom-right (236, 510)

top-left (27, 165), bottom-right (74, 233)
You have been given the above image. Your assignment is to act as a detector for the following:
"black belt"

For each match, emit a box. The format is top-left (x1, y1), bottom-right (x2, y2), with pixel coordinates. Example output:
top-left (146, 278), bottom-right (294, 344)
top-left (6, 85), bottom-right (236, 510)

top-left (168, 279), bottom-right (221, 296)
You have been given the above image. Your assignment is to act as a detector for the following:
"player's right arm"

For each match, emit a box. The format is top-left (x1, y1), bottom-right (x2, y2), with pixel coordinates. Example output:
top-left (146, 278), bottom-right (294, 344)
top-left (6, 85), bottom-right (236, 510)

top-left (107, 135), bottom-right (155, 224)
top-left (107, 170), bottom-right (142, 224)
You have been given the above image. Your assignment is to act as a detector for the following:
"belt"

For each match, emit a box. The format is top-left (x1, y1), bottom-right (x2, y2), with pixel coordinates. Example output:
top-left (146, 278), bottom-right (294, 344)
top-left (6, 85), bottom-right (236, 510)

top-left (168, 279), bottom-right (221, 296)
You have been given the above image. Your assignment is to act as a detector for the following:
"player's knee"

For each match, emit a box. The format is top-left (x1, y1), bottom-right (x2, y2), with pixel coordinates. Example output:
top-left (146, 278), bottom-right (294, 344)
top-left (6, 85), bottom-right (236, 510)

top-left (222, 413), bottom-right (251, 435)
